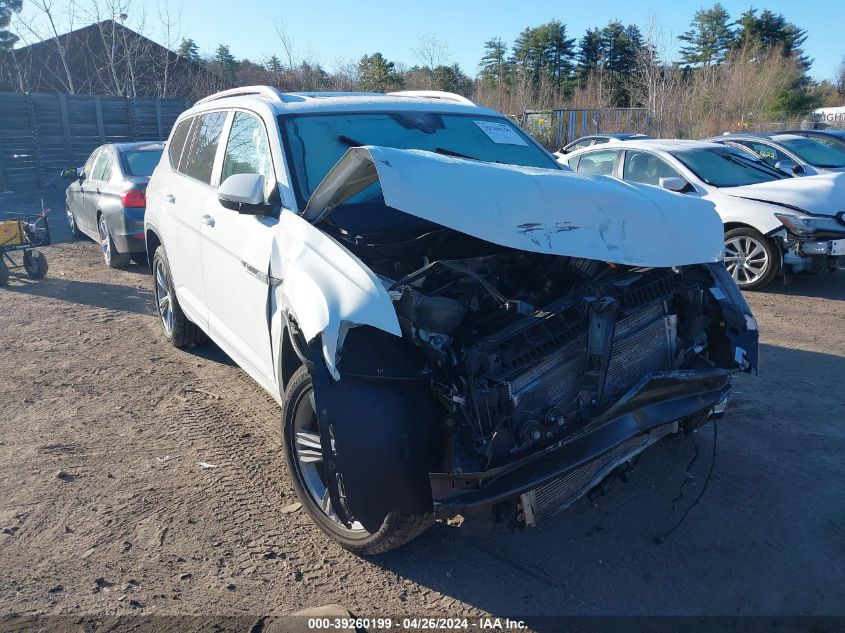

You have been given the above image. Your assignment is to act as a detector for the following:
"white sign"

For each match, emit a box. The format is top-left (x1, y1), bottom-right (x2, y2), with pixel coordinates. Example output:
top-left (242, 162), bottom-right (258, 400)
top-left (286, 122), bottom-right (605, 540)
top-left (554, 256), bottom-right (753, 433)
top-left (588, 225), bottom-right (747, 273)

top-left (474, 120), bottom-right (528, 146)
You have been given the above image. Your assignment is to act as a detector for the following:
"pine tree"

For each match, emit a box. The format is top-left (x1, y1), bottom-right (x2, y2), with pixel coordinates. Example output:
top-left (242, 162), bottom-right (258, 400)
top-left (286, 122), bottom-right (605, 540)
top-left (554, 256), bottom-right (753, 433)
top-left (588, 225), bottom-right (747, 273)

top-left (214, 44), bottom-right (238, 83)
top-left (0, 0), bottom-right (23, 53)
top-left (177, 38), bottom-right (200, 63)
top-left (479, 37), bottom-right (508, 86)
top-left (733, 9), bottom-right (809, 68)
top-left (678, 3), bottom-right (734, 66)
top-left (266, 55), bottom-right (283, 73)
top-left (357, 53), bottom-right (403, 92)
top-left (577, 28), bottom-right (604, 81)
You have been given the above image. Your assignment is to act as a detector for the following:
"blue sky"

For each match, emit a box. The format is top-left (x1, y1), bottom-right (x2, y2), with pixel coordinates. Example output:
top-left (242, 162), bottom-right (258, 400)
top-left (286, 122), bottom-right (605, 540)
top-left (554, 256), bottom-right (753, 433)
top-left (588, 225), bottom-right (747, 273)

top-left (22, 0), bottom-right (845, 81)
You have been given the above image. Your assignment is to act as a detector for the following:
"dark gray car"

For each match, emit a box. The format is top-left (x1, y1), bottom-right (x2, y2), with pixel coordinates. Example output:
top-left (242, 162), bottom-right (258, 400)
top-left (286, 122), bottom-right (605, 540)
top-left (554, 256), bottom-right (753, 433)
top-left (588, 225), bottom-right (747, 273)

top-left (62, 142), bottom-right (164, 267)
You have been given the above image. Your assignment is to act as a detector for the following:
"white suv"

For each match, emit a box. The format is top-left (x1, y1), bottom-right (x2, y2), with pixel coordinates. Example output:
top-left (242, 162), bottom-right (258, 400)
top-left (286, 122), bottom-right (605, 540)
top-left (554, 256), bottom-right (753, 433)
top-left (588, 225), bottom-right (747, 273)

top-left (145, 87), bottom-right (758, 553)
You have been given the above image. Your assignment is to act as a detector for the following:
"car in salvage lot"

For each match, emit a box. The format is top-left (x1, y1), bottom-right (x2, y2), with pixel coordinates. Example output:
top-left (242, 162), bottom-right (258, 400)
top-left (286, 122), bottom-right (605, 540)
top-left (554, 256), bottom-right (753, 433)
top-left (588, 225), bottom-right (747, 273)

top-left (707, 133), bottom-right (845, 176)
top-left (143, 87), bottom-right (759, 554)
top-left (62, 142), bottom-right (164, 268)
top-left (561, 139), bottom-right (845, 289)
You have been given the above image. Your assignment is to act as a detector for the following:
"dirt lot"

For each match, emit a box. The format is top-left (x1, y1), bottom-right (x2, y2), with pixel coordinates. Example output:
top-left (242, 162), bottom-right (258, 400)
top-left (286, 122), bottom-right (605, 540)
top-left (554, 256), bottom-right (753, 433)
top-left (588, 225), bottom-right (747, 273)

top-left (1, 223), bottom-right (844, 628)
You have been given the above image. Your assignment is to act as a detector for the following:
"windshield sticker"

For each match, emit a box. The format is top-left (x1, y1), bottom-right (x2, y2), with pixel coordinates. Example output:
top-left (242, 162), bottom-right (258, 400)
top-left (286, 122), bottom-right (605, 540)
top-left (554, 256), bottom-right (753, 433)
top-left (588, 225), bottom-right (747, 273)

top-left (474, 120), bottom-right (528, 146)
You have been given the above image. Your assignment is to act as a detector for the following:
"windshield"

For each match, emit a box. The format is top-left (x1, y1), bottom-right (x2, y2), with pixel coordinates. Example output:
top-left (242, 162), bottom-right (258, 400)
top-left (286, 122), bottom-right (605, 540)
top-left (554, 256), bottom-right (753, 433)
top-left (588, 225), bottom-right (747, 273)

top-left (121, 149), bottom-right (163, 177)
top-left (672, 147), bottom-right (788, 187)
top-left (775, 137), bottom-right (845, 168)
top-left (280, 112), bottom-right (558, 208)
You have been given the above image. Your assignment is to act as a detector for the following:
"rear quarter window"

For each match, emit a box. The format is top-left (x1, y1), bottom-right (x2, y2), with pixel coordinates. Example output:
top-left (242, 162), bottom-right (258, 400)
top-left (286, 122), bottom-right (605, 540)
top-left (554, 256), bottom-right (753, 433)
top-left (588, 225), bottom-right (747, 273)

top-left (168, 118), bottom-right (193, 168)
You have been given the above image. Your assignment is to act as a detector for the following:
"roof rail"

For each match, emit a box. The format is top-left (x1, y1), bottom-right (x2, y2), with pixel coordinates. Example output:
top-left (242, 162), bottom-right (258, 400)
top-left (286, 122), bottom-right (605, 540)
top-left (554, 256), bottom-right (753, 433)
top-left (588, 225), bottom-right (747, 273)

top-left (196, 85), bottom-right (285, 106)
top-left (387, 90), bottom-right (474, 106)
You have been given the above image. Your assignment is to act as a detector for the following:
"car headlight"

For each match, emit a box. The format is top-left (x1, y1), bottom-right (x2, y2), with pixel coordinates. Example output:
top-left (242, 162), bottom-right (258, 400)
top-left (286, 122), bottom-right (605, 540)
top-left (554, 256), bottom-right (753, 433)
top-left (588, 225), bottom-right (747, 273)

top-left (775, 213), bottom-right (829, 237)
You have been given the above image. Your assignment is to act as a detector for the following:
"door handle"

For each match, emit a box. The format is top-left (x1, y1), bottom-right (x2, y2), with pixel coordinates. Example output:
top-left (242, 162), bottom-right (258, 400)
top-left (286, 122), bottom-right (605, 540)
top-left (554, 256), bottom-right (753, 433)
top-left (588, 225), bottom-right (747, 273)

top-left (201, 214), bottom-right (215, 227)
top-left (165, 194), bottom-right (176, 204)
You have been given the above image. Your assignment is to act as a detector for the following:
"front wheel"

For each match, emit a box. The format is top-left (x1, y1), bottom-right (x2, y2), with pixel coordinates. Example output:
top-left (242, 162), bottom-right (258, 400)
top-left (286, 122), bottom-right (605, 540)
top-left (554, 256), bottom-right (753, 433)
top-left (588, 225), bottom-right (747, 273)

top-left (281, 366), bottom-right (432, 555)
top-left (723, 227), bottom-right (780, 290)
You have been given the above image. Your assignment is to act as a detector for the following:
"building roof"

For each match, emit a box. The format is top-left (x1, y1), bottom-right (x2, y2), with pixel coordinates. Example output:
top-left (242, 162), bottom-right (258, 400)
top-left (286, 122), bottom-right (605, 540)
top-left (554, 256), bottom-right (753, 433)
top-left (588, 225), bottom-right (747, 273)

top-left (3, 20), bottom-right (214, 97)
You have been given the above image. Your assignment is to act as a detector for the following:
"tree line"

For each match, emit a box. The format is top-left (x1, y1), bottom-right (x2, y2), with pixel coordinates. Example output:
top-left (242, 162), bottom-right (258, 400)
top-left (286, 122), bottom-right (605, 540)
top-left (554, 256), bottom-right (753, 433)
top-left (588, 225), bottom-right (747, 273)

top-left (1, 0), bottom-right (844, 140)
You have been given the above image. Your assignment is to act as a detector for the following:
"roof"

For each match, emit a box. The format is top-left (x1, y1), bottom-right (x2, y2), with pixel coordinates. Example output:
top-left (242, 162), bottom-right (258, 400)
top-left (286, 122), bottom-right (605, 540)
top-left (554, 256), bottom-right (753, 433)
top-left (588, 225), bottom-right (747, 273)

top-left (570, 138), bottom-right (726, 153)
top-left (782, 129), bottom-right (845, 138)
top-left (5, 20), bottom-right (212, 97)
top-left (111, 141), bottom-right (165, 152)
top-left (186, 86), bottom-right (492, 118)
top-left (768, 133), bottom-right (815, 142)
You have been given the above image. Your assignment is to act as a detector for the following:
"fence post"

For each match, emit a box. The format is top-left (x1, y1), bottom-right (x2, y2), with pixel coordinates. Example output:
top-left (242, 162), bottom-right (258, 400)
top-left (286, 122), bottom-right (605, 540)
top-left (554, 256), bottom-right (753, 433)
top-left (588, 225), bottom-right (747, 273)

top-left (58, 94), bottom-right (73, 167)
top-left (127, 97), bottom-right (137, 141)
top-left (26, 94), bottom-right (44, 191)
top-left (94, 95), bottom-right (106, 142)
top-left (155, 98), bottom-right (164, 140)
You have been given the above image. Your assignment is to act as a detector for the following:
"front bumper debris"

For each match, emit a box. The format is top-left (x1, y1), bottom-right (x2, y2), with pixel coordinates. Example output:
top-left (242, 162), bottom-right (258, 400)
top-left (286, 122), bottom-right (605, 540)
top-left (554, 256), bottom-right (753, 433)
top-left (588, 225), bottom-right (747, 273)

top-left (430, 369), bottom-right (731, 518)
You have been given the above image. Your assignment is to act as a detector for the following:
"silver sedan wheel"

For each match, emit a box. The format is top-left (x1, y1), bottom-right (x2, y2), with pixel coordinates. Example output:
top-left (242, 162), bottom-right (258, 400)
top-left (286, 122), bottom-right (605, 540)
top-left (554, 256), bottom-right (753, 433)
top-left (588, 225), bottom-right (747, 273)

top-left (67, 208), bottom-right (76, 233)
top-left (724, 235), bottom-right (769, 285)
top-left (154, 260), bottom-right (174, 335)
top-left (293, 387), bottom-right (365, 532)
top-left (97, 217), bottom-right (111, 265)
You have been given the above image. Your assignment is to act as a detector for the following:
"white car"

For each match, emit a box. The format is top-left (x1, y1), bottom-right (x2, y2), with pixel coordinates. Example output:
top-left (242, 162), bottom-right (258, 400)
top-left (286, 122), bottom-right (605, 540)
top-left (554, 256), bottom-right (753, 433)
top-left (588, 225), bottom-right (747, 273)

top-left (708, 134), bottom-right (845, 176)
top-left (561, 139), bottom-right (845, 289)
top-left (145, 87), bottom-right (758, 553)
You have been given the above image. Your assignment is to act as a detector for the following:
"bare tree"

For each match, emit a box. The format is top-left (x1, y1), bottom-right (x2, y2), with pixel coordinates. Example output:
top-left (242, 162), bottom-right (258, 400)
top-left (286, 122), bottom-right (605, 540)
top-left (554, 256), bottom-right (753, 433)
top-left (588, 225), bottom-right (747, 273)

top-left (12, 0), bottom-right (78, 92)
top-left (154, 0), bottom-right (182, 97)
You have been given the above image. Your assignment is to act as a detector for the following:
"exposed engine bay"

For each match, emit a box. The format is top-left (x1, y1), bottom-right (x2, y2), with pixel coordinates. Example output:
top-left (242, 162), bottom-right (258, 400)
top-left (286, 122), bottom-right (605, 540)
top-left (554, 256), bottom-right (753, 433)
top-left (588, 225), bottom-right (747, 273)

top-left (318, 205), bottom-right (753, 480)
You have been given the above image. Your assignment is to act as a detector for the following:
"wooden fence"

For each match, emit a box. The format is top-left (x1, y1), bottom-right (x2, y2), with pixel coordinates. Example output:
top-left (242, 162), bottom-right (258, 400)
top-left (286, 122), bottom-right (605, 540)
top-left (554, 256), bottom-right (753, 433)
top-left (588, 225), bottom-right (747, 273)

top-left (0, 92), bottom-right (191, 192)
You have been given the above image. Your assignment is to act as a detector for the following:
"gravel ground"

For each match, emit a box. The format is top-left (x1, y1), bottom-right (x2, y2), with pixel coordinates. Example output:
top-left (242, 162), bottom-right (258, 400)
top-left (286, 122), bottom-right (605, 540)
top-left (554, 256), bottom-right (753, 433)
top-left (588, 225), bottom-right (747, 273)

top-left (0, 219), bottom-right (843, 630)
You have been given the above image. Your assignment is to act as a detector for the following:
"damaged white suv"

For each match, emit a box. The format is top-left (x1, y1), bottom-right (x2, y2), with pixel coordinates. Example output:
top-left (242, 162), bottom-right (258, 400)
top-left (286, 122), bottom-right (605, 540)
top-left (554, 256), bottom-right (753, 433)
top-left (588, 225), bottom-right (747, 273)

top-left (145, 87), bottom-right (758, 554)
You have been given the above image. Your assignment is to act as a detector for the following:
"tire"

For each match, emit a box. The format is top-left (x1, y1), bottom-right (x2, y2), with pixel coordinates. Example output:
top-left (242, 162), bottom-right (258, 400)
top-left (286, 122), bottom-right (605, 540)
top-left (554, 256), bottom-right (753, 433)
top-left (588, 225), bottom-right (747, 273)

top-left (66, 206), bottom-right (84, 239)
top-left (0, 257), bottom-right (8, 285)
top-left (723, 227), bottom-right (780, 290)
top-left (151, 246), bottom-right (206, 348)
top-left (23, 250), bottom-right (48, 279)
top-left (98, 214), bottom-right (129, 268)
top-left (282, 366), bottom-right (433, 555)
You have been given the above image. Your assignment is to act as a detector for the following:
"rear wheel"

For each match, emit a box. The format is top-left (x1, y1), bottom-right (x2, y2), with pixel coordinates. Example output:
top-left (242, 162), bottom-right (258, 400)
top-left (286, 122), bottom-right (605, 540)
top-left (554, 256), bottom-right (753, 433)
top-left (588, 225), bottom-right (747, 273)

top-left (723, 227), bottom-right (780, 290)
top-left (23, 250), bottom-right (48, 278)
top-left (151, 246), bottom-right (206, 348)
top-left (282, 366), bottom-right (432, 555)
top-left (98, 215), bottom-right (129, 268)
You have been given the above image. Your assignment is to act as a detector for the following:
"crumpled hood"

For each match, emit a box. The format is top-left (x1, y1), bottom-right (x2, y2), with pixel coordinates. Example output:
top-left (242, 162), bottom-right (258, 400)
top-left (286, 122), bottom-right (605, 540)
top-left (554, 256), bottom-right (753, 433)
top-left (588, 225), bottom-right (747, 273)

top-left (303, 146), bottom-right (725, 268)
top-left (720, 172), bottom-right (845, 215)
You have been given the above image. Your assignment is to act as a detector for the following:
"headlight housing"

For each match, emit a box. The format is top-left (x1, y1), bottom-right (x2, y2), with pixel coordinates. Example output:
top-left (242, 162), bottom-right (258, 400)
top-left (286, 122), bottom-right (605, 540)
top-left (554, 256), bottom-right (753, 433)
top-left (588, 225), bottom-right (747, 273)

top-left (774, 212), bottom-right (845, 238)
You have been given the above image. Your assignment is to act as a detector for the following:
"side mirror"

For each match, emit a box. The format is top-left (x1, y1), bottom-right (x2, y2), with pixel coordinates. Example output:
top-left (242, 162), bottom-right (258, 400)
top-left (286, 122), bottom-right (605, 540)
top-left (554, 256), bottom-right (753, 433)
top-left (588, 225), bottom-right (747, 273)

top-left (61, 167), bottom-right (79, 179)
top-left (774, 159), bottom-right (801, 175)
top-left (218, 173), bottom-right (272, 215)
top-left (659, 176), bottom-right (689, 193)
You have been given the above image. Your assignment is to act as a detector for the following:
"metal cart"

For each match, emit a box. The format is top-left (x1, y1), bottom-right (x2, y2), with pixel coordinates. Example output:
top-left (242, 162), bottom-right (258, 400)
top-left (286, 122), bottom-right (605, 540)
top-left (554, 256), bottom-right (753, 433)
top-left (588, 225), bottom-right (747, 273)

top-left (0, 206), bottom-right (51, 285)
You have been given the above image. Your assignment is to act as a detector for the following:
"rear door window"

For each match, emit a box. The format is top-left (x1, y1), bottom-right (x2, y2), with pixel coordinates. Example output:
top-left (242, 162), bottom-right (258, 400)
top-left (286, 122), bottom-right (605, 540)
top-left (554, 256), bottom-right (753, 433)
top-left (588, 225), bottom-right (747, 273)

top-left (572, 149), bottom-right (620, 176)
top-left (623, 150), bottom-right (681, 186)
top-left (179, 111), bottom-right (228, 185)
top-left (91, 149), bottom-right (114, 181)
top-left (82, 148), bottom-right (101, 179)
